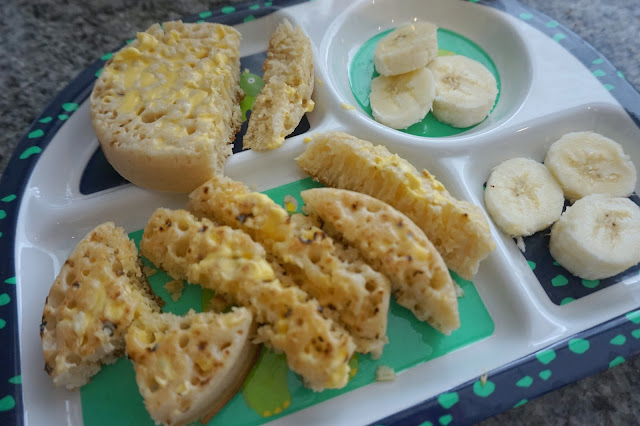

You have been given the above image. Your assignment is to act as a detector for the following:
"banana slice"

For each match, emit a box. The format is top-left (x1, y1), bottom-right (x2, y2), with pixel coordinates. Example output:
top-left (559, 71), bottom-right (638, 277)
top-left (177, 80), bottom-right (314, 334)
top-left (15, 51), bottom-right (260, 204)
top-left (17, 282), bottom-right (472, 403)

top-left (544, 131), bottom-right (637, 202)
top-left (427, 55), bottom-right (498, 128)
top-left (484, 158), bottom-right (565, 237)
top-left (374, 22), bottom-right (439, 76)
top-left (549, 194), bottom-right (640, 280)
top-left (369, 67), bottom-right (435, 129)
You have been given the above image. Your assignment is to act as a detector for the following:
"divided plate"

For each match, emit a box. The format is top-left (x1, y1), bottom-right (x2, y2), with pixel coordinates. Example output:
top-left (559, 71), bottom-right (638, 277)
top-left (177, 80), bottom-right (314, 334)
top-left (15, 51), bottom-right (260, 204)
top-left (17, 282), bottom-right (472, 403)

top-left (2, 0), bottom-right (640, 425)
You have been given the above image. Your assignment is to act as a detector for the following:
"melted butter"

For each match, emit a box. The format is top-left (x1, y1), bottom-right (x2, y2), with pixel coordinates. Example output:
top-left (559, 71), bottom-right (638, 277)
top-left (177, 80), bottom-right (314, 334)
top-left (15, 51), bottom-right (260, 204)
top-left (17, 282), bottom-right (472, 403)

top-left (105, 25), bottom-right (233, 139)
top-left (187, 89), bottom-right (208, 109)
top-left (140, 71), bottom-right (156, 87)
top-left (120, 91), bottom-right (141, 113)
top-left (306, 99), bottom-right (315, 113)
top-left (123, 62), bottom-right (146, 88)
top-left (137, 32), bottom-right (158, 49)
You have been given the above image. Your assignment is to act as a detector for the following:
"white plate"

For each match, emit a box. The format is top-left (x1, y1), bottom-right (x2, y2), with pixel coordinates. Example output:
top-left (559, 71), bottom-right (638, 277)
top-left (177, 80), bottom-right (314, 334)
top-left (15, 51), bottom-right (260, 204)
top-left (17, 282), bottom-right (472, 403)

top-left (4, 0), bottom-right (640, 425)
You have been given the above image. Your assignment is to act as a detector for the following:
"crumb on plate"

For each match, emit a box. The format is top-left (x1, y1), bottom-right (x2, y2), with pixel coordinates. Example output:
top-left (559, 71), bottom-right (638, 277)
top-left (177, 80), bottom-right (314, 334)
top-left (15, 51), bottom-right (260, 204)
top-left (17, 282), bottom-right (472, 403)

top-left (164, 279), bottom-right (184, 302)
top-left (375, 365), bottom-right (396, 382)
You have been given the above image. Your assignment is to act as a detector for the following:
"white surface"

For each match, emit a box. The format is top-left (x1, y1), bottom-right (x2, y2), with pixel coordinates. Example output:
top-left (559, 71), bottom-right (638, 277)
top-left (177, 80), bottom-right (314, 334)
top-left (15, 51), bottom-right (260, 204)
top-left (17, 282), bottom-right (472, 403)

top-left (14, 0), bottom-right (640, 425)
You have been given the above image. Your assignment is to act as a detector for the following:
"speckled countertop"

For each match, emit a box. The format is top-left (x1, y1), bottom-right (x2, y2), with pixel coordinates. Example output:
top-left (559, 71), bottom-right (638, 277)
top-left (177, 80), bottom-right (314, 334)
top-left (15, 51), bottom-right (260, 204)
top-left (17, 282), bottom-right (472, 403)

top-left (1, 0), bottom-right (639, 424)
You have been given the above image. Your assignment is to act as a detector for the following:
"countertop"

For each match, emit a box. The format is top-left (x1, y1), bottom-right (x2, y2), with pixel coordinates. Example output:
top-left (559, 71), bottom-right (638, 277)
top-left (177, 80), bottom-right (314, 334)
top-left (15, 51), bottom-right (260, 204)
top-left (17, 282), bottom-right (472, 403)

top-left (1, 0), bottom-right (639, 424)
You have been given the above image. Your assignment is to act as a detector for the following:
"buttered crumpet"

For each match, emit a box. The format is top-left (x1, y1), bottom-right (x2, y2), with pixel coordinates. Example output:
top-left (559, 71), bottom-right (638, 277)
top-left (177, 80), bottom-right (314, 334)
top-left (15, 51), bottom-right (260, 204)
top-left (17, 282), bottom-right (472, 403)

top-left (296, 132), bottom-right (495, 280)
top-left (140, 208), bottom-right (355, 391)
top-left (243, 19), bottom-right (314, 150)
top-left (189, 176), bottom-right (391, 358)
top-left (90, 21), bottom-right (242, 192)
top-left (126, 308), bottom-right (257, 426)
top-left (40, 222), bottom-right (162, 389)
top-left (302, 188), bottom-right (459, 334)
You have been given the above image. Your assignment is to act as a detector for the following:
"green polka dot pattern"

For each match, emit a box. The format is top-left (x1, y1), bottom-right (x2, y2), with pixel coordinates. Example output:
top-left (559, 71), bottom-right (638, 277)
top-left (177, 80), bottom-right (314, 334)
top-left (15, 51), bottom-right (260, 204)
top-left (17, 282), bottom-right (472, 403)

top-left (516, 376), bottom-right (533, 388)
top-left (538, 370), bottom-right (552, 381)
top-left (437, 392), bottom-right (459, 409)
top-left (377, 302), bottom-right (640, 425)
top-left (27, 129), bottom-right (43, 139)
top-left (609, 356), bottom-right (625, 368)
top-left (514, 399), bottom-right (528, 408)
top-left (473, 379), bottom-right (495, 397)
top-left (582, 279), bottom-right (599, 289)
top-left (0, 395), bottom-right (16, 412)
top-left (439, 414), bottom-right (453, 426)
top-left (610, 335), bottom-right (626, 345)
top-left (552, 33), bottom-right (566, 42)
top-left (568, 338), bottom-right (590, 354)
top-left (0, 294), bottom-right (10, 306)
top-left (536, 349), bottom-right (556, 365)
top-left (551, 275), bottom-right (568, 287)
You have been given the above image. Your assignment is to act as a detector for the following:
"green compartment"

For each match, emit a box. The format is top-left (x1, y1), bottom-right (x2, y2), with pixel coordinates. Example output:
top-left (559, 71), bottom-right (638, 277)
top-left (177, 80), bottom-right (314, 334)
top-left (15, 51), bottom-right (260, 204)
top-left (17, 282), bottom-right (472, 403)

top-left (349, 28), bottom-right (501, 137)
top-left (81, 177), bottom-right (494, 425)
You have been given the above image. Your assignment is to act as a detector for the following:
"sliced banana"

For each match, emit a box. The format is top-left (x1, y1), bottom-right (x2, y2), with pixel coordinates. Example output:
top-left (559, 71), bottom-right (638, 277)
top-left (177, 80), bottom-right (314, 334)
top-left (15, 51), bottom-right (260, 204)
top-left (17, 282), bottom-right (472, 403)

top-left (427, 55), bottom-right (498, 128)
top-left (549, 194), bottom-right (640, 280)
top-left (369, 67), bottom-right (435, 129)
top-left (484, 158), bottom-right (565, 237)
top-left (544, 131), bottom-right (637, 202)
top-left (374, 22), bottom-right (439, 76)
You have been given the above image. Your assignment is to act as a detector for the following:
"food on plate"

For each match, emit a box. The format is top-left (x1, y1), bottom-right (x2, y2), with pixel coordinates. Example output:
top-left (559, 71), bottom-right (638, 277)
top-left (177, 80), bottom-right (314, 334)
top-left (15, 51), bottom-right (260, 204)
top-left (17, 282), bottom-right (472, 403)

top-left (375, 365), bottom-right (396, 382)
top-left (164, 279), bottom-right (184, 302)
top-left (243, 19), bottom-right (314, 150)
top-left (373, 22), bottom-right (439, 76)
top-left (484, 158), bottom-right (565, 237)
top-left (126, 308), bottom-right (257, 426)
top-left (188, 176), bottom-right (391, 358)
top-left (549, 194), bottom-right (640, 280)
top-left (296, 132), bottom-right (495, 280)
top-left (427, 55), bottom-right (498, 128)
top-left (544, 131), bottom-right (637, 201)
top-left (301, 188), bottom-right (460, 334)
top-left (369, 67), bottom-right (436, 129)
top-left (140, 208), bottom-right (355, 391)
top-left (40, 222), bottom-right (162, 389)
top-left (89, 21), bottom-right (243, 192)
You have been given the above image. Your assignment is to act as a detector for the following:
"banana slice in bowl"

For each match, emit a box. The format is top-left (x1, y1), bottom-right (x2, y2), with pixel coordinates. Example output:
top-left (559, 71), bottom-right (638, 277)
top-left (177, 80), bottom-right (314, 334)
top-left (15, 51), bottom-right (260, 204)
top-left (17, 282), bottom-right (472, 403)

top-left (549, 194), bottom-right (640, 280)
top-left (369, 67), bottom-right (436, 129)
top-left (544, 131), bottom-right (637, 202)
top-left (373, 21), bottom-right (439, 76)
top-left (427, 55), bottom-right (499, 128)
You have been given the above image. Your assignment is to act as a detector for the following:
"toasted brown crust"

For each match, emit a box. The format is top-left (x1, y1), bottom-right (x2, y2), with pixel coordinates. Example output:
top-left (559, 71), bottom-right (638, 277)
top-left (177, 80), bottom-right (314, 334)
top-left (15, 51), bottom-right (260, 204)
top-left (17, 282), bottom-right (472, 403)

top-left (40, 222), bottom-right (162, 389)
top-left (188, 176), bottom-right (391, 358)
top-left (140, 208), bottom-right (355, 391)
top-left (243, 19), bottom-right (314, 150)
top-left (296, 132), bottom-right (495, 279)
top-left (90, 21), bottom-right (243, 192)
top-left (302, 188), bottom-right (460, 334)
top-left (126, 308), bottom-right (257, 426)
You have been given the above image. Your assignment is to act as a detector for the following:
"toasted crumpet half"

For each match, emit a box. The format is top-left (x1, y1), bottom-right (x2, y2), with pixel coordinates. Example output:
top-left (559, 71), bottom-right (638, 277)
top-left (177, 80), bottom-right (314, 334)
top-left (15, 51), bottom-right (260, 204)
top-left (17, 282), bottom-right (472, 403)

top-left (90, 21), bottom-right (242, 192)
